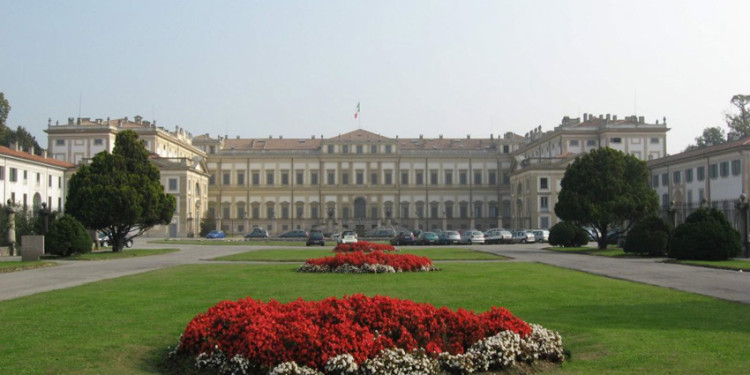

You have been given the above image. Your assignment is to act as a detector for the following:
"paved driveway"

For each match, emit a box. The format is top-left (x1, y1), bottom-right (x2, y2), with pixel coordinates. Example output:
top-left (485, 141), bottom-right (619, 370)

top-left (1, 239), bottom-right (749, 304)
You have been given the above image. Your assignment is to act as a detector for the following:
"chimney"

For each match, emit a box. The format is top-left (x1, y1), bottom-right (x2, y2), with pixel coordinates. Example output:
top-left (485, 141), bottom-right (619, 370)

top-left (490, 134), bottom-right (493, 140)
top-left (638, 116), bottom-right (645, 124)
top-left (583, 113), bottom-right (587, 121)
top-left (419, 134), bottom-right (423, 139)
top-left (11, 142), bottom-right (19, 151)
top-left (41, 150), bottom-right (48, 158)
top-left (613, 115), bottom-right (618, 121)
top-left (439, 134), bottom-right (443, 139)
top-left (606, 114), bottom-right (611, 121)
top-left (466, 134), bottom-right (471, 139)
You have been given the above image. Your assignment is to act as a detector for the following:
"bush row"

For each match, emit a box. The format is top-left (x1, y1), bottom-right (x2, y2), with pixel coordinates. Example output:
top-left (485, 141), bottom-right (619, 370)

top-left (299, 251), bottom-right (436, 273)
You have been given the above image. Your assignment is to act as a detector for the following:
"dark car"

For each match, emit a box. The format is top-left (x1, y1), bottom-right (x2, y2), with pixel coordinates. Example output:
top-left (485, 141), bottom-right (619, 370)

top-left (390, 231), bottom-right (416, 246)
top-left (206, 230), bottom-right (227, 239)
top-left (416, 232), bottom-right (439, 245)
top-left (279, 230), bottom-right (309, 238)
top-left (244, 228), bottom-right (269, 240)
top-left (306, 231), bottom-right (326, 246)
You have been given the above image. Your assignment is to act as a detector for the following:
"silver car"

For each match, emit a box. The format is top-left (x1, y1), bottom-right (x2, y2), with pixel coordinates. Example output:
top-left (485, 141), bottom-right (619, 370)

top-left (461, 230), bottom-right (485, 245)
top-left (484, 229), bottom-right (513, 244)
top-left (533, 230), bottom-right (550, 243)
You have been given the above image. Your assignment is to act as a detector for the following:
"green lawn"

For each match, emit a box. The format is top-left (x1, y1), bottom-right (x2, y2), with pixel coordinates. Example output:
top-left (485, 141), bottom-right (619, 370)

top-left (0, 262), bottom-right (748, 374)
top-left (545, 246), bottom-right (637, 257)
top-left (672, 259), bottom-right (750, 271)
top-left (0, 261), bottom-right (56, 273)
top-left (213, 247), bottom-right (506, 262)
top-left (67, 248), bottom-right (179, 260)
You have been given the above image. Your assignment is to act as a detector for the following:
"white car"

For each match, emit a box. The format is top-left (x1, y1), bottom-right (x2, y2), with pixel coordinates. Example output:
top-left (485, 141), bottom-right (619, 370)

top-left (337, 230), bottom-right (358, 244)
top-left (533, 230), bottom-right (550, 243)
top-left (484, 229), bottom-right (513, 244)
top-left (461, 230), bottom-right (485, 245)
top-left (512, 231), bottom-right (536, 244)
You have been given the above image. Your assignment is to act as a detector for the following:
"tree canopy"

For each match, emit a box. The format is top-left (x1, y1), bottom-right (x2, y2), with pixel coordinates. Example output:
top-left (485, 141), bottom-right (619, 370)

top-left (692, 126), bottom-right (726, 149)
top-left (65, 130), bottom-right (175, 252)
top-left (0, 92), bottom-right (43, 154)
top-left (726, 94), bottom-right (750, 139)
top-left (554, 147), bottom-right (658, 249)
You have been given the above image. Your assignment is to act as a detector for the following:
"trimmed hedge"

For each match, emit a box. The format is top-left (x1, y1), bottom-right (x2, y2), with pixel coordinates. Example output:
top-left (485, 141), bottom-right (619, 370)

top-left (668, 208), bottom-right (741, 260)
top-left (45, 215), bottom-right (92, 257)
top-left (549, 222), bottom-right (588, 247)
top-left (624, 216), bottom-right (670, 256)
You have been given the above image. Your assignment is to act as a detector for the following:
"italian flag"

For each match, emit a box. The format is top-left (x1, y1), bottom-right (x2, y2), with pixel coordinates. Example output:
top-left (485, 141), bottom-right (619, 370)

top-left (354, 102), bottom-right (360, 119)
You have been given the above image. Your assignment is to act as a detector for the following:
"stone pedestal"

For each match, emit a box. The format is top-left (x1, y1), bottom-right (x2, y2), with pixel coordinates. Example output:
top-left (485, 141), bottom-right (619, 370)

top-left (21, 235), bottom-right (45, 262)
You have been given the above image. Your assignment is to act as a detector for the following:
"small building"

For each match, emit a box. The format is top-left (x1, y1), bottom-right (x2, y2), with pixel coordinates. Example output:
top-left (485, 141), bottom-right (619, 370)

top-left (0, 144), bottom-right (74, 213)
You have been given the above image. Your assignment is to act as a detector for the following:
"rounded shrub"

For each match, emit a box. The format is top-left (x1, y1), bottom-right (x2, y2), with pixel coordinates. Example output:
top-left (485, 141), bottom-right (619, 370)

top-left (668, 208), bottom-right (741, 260)
top-left (45, 215), bottom-right (92, 257)
top-left (623, 216), bottom-right (670, 256)
top-left (549, 222), bottom-right (588, 247)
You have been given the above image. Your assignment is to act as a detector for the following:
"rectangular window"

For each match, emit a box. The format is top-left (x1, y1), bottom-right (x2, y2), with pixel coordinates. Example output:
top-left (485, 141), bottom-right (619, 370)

top-left (431, 205), bottom-right (439, 219)
top-left (662, 193), bottom-right (670, 207)
top-left (732, 160), bottom-right (741, 176)
top-left (356, 145), bottom-right (363, 154)
top-left (370, 207), bottom-right (377, 219)
top-left (343, 207), bottom-right (350, 220)
top-left (328, 171), bottom-right (335, 185)
top-left (651, 137), bottom-right (659, 144)
top-left (445, 171), bottom-right (453, 185)
top-left (401, 172), bottom-right (408, 185)
top-left (342, 145), bottom-right (349, 154)
top-left (281, 172), bottom-right (289, 185)
top-left (237, 173), bottom-right (245, 185)
top-left (281, 206), bottom-right (289, 219)
top-left (430, 171), bottom-right (438, 185)
top-left (699, 188), bottom-right (705, 203)
top-left (267, 172), bottom-right (275, 185)
top-left (474, 170), bottom-right (482, 185)
top-left (416, 171), bottom-right (423, 185)
top-left (709, 164), bottom-right (718, 179)
top-left (342, 172), bottom-right (349, 185)
top-left (0, 167), bottom-right (5, 180)
top-left (540, 177), bottom-right (549, 190)
top-left (459, 171), bottom-right (468, 185)
top-left (252, 172), bottom-right (260, 185)
top-left (685, 169), bottom-right (693, 183)
top-left (296, 206), bottom-right (304, 219)
top-left (168, 178), bottom-right (178, 191)
top-left (474, 203), bottom-right (482, 218)
top-left (540, 196), bottom-right (549, 211)
top-left (252, 206), bottom-right (260, 219)
top-left (222, 172), bottom-right (230, 185)
top-left (610, 137), bottom-right (622, 144)
top-left (23, 170), bottom-right (27, 181)
top-left (356, 172), bottom-right (364, 185)
top-left (267, 207), bottom-right (276, 219)
top-left (652, 175), bottom-right (659, 188)
top-left (296, 172), bottom-right (303, 185)
top-left (673, 171), bottom-right (681, 184)
top-left (311, 171), bottom-right (319, 185)
top-left (661, 173), bottom-right (668, 186)
top-left (503, 145), bottom-right (510, 153)
top-left (385, 171), bottom-right (392, 185)
top-left (55, 139), bottom-right (65, 146)
top-left (385, 145), bottom-right (392, 153)
top-left (94, 138), bottom-right (103, 146)
top-left (36, 173), bottom-right (40, 184)
top-left (370, 145), bottom-right (377, 153)
top-left (370, 172), bottom-right (377, 185)
top-left (223, 207), bottom-right (230, 220)
top-left (569, 140), bottom-right (579, 147)
top-left (488, 170), bottom-right (497, 185)
top-left (327, 145), bottom-right (334, 153)
top-left (237, 206), bottom-right (245, 219)
top-left (503, 174), bottom-right (510, 185)
top-left (311, 206), bottom-right (319, 219)
top-left (720, 162), bottom-right (729, 177)
top-left (697, 166), bottom-right (705, 181)
top-left (586, 139), bottom-right (597, 147)
top-left (58, 176), bottom-right (62, 188)
top-left (209, 174), bottom-right (215, 185)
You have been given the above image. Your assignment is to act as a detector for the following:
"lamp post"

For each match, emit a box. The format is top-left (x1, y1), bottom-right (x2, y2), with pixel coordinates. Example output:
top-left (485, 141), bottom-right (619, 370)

top-left (736, 193), bottom-right (749, 258)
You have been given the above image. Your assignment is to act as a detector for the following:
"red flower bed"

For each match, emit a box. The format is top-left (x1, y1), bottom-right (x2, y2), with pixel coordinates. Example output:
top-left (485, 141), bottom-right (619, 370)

top-left (176, 294), bottom-right (531, 370)
top-left (301, 251), bottom-right (434, 272)
top-left (334, 241), bottom-right (395, 253)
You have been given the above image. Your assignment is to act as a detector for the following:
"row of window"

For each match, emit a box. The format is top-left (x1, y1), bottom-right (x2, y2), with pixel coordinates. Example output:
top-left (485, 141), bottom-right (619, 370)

top-left (0, 166), bottom-right (63, 188)
top-left (209, 202), bottom-right (501, 221)
top-left (568, 137), bottom-right (659, 147)
top-left (210, 169), bottom-right (506, 187)
top-left (54, 138), bottom-right (105, 146)
top-left (653, 160), bottom-right (741, 188)
top-left (326, 144), bottom-right (394, 154)
top-left (5, 192), bottom-right (62, 212)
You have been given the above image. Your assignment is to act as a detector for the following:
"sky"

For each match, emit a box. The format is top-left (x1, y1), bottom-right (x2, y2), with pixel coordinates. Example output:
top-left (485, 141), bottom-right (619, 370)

top-left (1, 0), bottom-right (749, 155)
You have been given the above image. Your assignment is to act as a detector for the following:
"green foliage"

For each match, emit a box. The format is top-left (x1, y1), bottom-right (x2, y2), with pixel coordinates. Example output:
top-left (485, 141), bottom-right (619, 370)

top-left (45, 215), bottom-right (92, 257)
top-left (623, 216), bottom-right (670, 256)
top-left (0, 92), bottom-right (9, 128)
top-left (669, 208), bottom-right (741, 260)
top-left (199, 210), bottom-right (215, 237)
top-left (65, 130), bottom-right (176, 252)
top-left (693, 126), bottom-right (726, 149)
top-left (554, 147), bottom-right (658, 249)
top-left (726, 94), bottom-right (750, 139)
top-left (0, 92), bottom-right (42, 154)
top-left (548, 221), bottom-right (588, 247)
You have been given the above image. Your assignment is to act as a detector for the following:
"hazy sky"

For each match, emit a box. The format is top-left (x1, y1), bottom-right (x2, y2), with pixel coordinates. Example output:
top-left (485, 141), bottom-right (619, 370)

top-left (2, 0), bottom-right (748, 155)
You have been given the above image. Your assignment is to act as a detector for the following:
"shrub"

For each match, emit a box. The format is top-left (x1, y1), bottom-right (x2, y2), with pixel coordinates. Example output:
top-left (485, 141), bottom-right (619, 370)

top-left (669, 208), bottom-right (741, 260)
top-left (548, 222), bottom-right (588, 247)
top-left (45, 215), bottom-right (92, 257)
top-left (299, 251), bottom-right (437, 273)
top-left (623, 216), bottom-right (670, 256)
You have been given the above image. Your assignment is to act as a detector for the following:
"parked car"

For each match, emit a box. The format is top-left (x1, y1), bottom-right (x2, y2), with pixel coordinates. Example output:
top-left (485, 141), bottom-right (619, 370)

top-left (484, 229), bottom-right (513, 244)
top-left (511, 230), bottom-right (535, 243)
top-left (98, 232), bottom-right (133, 248)
top-left (306, 231), bottom-right (326, 246)
top-left (460, 230), bottom-right (485, 245)
top-left (390, 231), bottom-right (416, 246)
top-left (416, 231), bottom-right (439, 245)
top-left (532, 229), bottom-right (550, 243)
top-left (206, 230), bottom-right (226, 239)
top-left (330, 233), bottom-right (340, 242)
top-left (438, 230), bottom-right (462, 245)
top-left (337, 230), bottom-right (358, 244)
top-left (279, 230), bottom-right (308, 238)
top-left (364, 229), bottom-right (396, 238)
top-left (244, 228), bottom-right (269, 240)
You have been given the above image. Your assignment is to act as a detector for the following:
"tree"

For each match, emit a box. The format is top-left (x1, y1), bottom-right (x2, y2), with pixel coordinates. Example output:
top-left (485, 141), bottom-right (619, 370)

top-left (726, 94), bottom-right (750, 139)
top-left (554, 147), bottom-right (658, 249)
top-left (65, 130), bottom-right (176, 252)
top-left (693, 126), bottom-right (726, 148)
top-left (0, 93), bottom-right (42, 154)
top-left (0, 92), bottom-right (9, 128)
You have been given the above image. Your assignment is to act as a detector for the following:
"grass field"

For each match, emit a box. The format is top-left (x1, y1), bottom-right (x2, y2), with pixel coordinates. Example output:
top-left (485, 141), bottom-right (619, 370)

top-left (671, 259), bottom-right (750, 271)
top-left (67, 248), bottom-right (179, 260)
top-left (545, 246), bottom-right (635, 257)
top-left (0, 261), bottom-right (56, 273)
top-left (213, 247), bottom-right (506, 262)
top-left (1, 261), bottom-right (749, 374)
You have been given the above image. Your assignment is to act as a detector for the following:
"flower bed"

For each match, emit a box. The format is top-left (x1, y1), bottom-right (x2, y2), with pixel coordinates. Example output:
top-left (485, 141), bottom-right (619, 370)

top-left (333, 241), bottom-right (395, 253)
top-left (298, 251), bottom-right (437, 273)
top-left (170, 295), bottom-right (564, 374)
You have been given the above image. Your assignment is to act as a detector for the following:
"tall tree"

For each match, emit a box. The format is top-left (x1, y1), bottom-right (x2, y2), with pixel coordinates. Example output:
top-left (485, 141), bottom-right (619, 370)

top-left (0, 93), bottom-right (42, 154)
top-left (693, 126), bottom-right (726, 148)
top-left (0, 92), bottom-right (9, 128)
top-left (726, 94), bottom-right (750, 139)
top-left (555, 147), bottom-right (658, 249)
top-left (65, 130), bottom-right (176, 252)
